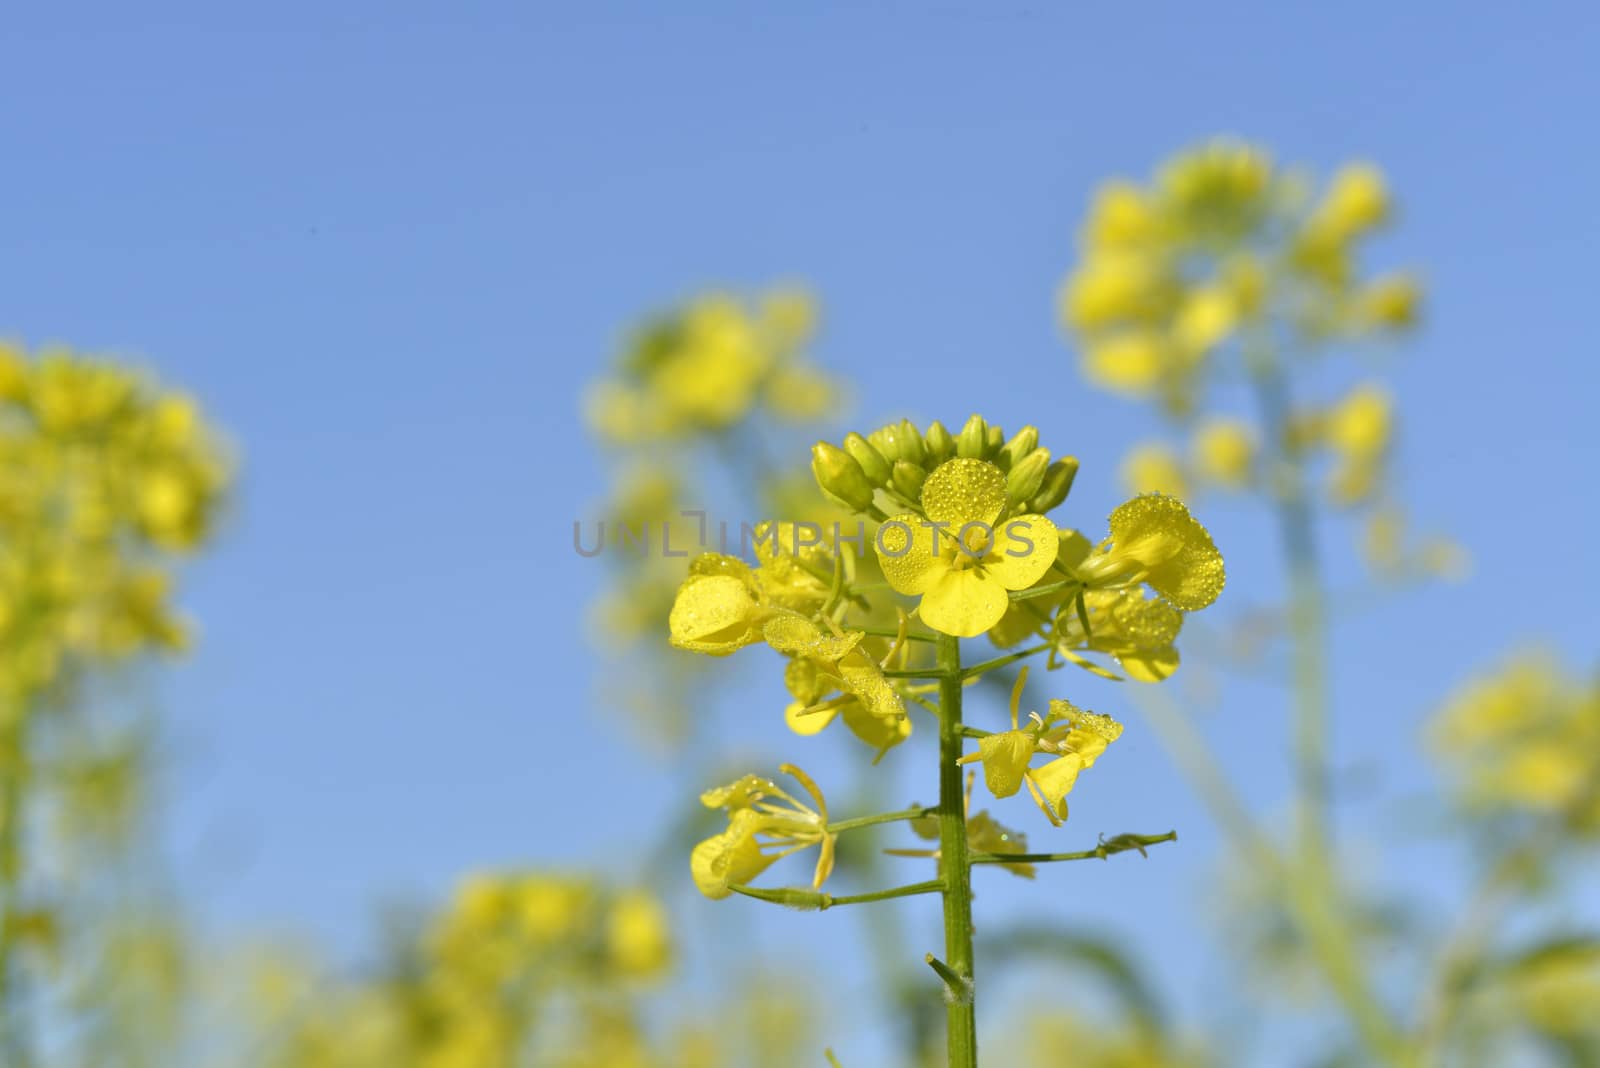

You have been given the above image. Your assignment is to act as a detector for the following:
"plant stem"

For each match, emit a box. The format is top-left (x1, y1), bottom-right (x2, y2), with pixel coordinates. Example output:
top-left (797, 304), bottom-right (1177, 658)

top-left (827, 807), bottom-right (939, 835)
top-left (935, 633), bottom-right (978, 1068)
top-left (0, 705), bottom-right (31, 1068)
top-left (970, 830), bottom-right (1178, 864)
top-left (730, 879), bottom-right (944, 909)
top-left (960, 643), bottom-right (1052, 680)
top-left (1248, 349), bottom-right (1417, 1068)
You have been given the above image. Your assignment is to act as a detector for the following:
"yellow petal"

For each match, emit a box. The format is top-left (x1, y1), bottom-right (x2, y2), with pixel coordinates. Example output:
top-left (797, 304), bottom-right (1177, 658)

top-left (690, 812), bottom-right (773, 900)
top-left (1029, 754), bottom-right (1086, 820)
top-left (841, 699), bottom-right (912, 751)
top-left (920, 458), bottom-right (1007, 527)
top-left (837, 655), bottom-right (907, 722)
top-left (784, 700), bottom-right (838, 736)
top-left (668, 573), bottom-right (762, 654)
top-left (761, 614), bottom-right (861, 660)
top-left (1107, 494), bottom-right (1226, 610)
top-left (699, 775), bottom-right (776, 811)
top-left (875, 513), bottom-right (944, 595)
top-left (984, 514), bottom-right (1059, 590)
top-left (975, 730), bottom-right (1037, 798)
top-left (920, 568), bottom-right (1009, 638)
top-left (1118, 645), bottom-right (1180, 683)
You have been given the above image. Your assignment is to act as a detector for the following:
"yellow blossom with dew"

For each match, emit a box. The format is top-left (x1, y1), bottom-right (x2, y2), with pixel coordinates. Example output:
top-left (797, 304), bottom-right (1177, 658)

top-left (766, 614), bottom-right (910, 753)
top-left (874, 458), bottom-right (1058, 637)
top-left (1057, 587), bottom-right (1186, 683)
top-left (958, 670), bottom-right (1123, 825)
top-left (1076, 494), bottom-right (1225, 611)
top-left (691, 765), bottom-right (835, 900)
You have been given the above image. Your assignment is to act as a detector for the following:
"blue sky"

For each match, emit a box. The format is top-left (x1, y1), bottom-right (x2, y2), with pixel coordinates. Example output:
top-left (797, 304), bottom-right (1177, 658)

top-left (4, 1), bottom-right (1597, 1059)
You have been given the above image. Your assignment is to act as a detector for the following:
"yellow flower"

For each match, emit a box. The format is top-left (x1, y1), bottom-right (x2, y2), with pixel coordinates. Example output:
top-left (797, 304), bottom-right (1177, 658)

top-left (691, 765), bottom-right (835, 900)
top-left (1061, 252), bottom-right (1169, 330)
top-left (1191, 418), bottom-right (1255, 488)
top-left (1058, 587), bottom-right (1184, 683)
top-left (1075, 494), bottom-right (1225, 611)
top-left (667, 554), bottom-right (774, 655)
top-left (1355, 273), bottom-right (1422, 329)
top-left (874, 459), bottom-right (1059, 637)
top-left (767, 615), bottom-right (910, 753)
top-left (1120, 442), bottom-right (1189, 498)
top-left (606, 889), bottom-right (672, 979)
top-left (1083, 181), bottom-right (1161, 248)
top-left (1172, 284), bottom-right (1236, 357)
top-left (1081, 330), bottom-right (1169, 395)
top-left (1314, 162), bottom-right (1390, 239)
top-left (957, 672), bottom-right (1123, 825)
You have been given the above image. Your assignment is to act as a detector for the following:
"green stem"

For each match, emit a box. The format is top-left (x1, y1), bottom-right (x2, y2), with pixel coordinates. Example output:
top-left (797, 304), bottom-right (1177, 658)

top-left (854, 625), bottom-right (939, 643)
top-left (1008, 578), bottom-right (1080, 602)
top-left (0, 705), bottom-right (31, 1068)
top-left (730, 879), bottom-right (944, 909)
top-left (827, 807), bottom-right (938, 835)
top-left (1247, 349), bottom-right (1416, 1068)
top-left (970, 830), bottom-right (1177, 864)
top-left (1249, 355), bottom-right (1330, 857)
top-left (960, 643), bottom-right (1052, 680)
top-left (935, 633), bottom-right (978, 1068)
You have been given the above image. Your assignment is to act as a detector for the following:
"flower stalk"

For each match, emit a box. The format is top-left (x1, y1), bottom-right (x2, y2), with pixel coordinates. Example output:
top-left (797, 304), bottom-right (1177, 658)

top-left (935, 633), bottom-right (978, 1068)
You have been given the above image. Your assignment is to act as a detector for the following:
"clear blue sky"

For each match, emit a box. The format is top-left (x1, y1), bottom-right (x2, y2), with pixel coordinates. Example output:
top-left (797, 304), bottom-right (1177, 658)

top-left (4, 2), bottom-right (1597, 1059)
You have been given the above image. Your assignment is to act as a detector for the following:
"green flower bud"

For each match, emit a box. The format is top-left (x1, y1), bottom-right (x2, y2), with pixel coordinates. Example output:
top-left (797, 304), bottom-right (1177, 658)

top-left (891, 459), bottom-right (927, 501)
top-left (925, 420), bottom-right (955, 463)
top-left (1005, 447), bottom-right (1051, 506)
top-left (869, 425), bottom-right (903, 463)
top-left (984, 424), bottom-right (1005, 458)
top-left (1028, 457), bottom-right (1080, 512)
top-left (955, 414), bottom-right (988, 458)
top-left (811, 441), bottom-right (876, 512)
top-left (998, 425), bottom-right (1040, 470)
top-left (896, 419), bottom-right (927, 466)
top-left (843, 432), bottom-right (891, 486)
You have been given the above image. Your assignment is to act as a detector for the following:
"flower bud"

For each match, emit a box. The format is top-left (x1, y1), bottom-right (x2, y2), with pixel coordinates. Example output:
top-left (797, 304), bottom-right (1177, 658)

top-left (843, 432), bottom-right (891, 486)
top-left (1028, 457), bottom-right (1080, 513)
top-left (896, 419), bottom-right (927, 466)
top-left (869, 424), bottom-right (903, 463)
top-left (984, 424), bottom-right (1005, 458)
top-left (1005, 447), bottom-right (1051, 507)
top-left (925, 420), bottom-right (955, 463)
top-left (998, 425), bottom-right (1040, 471)
top-left (891, 459), bottom-right (927, 502)
top-left (811, 441), bottom-right (876, 512)
top-left (955, 414), bottom-right (988, 458)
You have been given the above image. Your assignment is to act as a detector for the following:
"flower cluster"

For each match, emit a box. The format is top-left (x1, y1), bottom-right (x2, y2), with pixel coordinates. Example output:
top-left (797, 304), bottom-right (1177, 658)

top-left (1061, 140), bottom-right (1418, 416)
top-left (1428, 650), bottom-right (1600, 830)
top-left (585, 287), bottom-right (837, 444)
top-left (668, 414), bottom-right (1219, 900)
top-left (252, 874), bottom-right (678, 1068)
top-left (0, 343), bottom-right (230, 705)
top-left (1062, 141), bottom-right (1463, 589)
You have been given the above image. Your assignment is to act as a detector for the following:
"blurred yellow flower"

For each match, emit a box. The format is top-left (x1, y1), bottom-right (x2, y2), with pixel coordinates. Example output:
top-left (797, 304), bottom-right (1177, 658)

top-left (1190, 418), bottom-right (1255, 488)
top-left (1121, 442), bottom-right (1189, 499)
